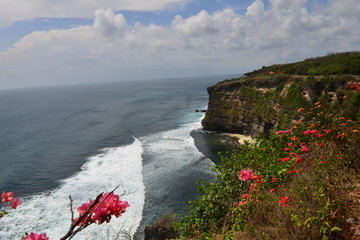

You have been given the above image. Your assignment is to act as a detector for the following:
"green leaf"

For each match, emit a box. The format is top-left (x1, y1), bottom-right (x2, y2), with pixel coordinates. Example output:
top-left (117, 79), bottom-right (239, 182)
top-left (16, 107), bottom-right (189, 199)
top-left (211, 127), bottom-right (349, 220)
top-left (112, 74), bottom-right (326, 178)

top-left (330, 227), bottom-right (342, 232)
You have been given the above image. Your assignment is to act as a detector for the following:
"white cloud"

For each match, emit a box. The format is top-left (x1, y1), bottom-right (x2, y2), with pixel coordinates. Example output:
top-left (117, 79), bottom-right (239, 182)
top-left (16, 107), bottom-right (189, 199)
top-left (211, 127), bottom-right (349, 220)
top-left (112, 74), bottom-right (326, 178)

top-left (0, 0), bottom-right (190, 28)
top-left (0, 0), bottom-right (359, 89)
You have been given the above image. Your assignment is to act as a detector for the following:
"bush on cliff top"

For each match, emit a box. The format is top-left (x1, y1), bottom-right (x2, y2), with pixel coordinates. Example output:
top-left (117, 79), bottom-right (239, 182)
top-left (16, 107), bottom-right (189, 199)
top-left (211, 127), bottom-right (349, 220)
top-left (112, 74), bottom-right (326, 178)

top-left (174, 90), bottom-right (360, 239)
top-left (244, 51), bottom-right (360, 77)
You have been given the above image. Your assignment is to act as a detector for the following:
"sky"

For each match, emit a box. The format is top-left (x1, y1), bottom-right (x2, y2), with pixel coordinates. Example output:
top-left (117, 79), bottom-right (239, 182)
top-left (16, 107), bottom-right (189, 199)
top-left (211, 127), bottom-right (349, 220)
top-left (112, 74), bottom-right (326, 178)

top-left (0, 0), bottom-right (359, 89)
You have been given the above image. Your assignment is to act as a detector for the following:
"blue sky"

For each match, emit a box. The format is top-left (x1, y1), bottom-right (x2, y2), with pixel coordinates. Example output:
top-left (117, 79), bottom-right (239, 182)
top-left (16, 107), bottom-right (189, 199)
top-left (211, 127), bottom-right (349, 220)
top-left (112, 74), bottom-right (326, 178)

top-left (0, 0), bottom-right (258, 50)
top-left (0, 0), bottom-right (358, 89)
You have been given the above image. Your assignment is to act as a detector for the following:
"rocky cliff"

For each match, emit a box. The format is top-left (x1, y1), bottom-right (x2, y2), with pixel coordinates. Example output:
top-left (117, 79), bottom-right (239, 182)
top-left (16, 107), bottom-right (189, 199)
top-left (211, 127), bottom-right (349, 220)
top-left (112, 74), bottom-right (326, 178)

top-left (202, 73), bottom-right (360, 137)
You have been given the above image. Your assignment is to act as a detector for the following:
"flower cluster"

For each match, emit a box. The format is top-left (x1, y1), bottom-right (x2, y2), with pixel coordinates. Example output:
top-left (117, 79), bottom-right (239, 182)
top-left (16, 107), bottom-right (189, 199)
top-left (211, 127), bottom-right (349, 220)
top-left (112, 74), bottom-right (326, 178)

top-left (238, 169), bottom-right (254, 181)
top-left (74, 192), bottom-right (130, 226)
top-left (23, 232), bottom-right (49, 240)
top-left (278, 196), bottom-right (290, 207)
top-left (237, 169), bottom-right (263, 207)
top-left (347, 83), bottom-right (360, 91)
top-left (275, 129), bottom-right (293, 135)
top-left (1, 191), bottom-right (21, 210)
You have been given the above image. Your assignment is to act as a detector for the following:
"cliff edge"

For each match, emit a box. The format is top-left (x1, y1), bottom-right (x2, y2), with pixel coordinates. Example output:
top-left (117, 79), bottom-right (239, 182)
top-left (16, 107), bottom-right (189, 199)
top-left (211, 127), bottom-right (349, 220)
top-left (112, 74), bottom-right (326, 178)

top-left (202, 52), bottom-right (360, 137)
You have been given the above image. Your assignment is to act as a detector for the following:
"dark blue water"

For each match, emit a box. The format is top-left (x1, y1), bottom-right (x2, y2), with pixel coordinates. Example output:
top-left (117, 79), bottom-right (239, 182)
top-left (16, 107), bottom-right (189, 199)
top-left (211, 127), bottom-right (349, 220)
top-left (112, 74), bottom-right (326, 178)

top-left (0, 76), bottom-right (231, 239)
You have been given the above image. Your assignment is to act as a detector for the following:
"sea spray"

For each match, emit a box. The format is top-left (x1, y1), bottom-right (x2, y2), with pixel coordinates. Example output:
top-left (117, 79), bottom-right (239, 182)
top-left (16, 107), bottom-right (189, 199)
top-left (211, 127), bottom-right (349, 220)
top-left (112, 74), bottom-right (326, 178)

top-left (137, 119), bottom-right (216, 234)
top-left (0, 139), bottom-right (145, 240)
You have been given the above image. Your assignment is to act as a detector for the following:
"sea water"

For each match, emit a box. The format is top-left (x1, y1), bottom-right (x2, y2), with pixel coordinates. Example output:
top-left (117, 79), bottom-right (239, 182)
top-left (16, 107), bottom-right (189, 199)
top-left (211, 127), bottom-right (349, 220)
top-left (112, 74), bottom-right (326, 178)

top-left (0, 76), bottom-right (233, 239)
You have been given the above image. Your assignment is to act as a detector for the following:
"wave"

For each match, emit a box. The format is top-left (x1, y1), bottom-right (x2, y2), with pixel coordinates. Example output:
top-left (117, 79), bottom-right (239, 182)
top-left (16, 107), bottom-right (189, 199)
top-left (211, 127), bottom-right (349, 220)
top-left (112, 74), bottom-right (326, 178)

top-left (0, 138), bottom-right (145, 240)
top-left (138, 119), bottom-right (216, 230)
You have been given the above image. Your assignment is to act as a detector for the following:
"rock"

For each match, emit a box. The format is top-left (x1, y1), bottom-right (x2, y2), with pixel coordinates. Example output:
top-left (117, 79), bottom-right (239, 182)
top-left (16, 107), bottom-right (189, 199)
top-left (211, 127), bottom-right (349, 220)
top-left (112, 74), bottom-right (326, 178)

top-left (202, 75), bottom-right (350, 137)
top-left (144, 225), bottom-right (178, 240)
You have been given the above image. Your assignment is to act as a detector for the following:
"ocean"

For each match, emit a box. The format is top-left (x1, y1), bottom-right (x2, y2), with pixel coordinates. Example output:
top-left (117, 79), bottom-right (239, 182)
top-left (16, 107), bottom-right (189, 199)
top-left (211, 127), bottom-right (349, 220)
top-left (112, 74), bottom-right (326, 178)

top-left (0, 76), bottom-right (234, 239)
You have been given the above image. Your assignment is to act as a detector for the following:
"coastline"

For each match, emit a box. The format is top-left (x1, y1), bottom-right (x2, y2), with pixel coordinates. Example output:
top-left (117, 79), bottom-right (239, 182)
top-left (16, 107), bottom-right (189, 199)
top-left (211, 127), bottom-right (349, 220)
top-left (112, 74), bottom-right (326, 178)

top-left (191, 127), bottom-right (254, 165)
top-left (220, 133), bottom-right (254, 145)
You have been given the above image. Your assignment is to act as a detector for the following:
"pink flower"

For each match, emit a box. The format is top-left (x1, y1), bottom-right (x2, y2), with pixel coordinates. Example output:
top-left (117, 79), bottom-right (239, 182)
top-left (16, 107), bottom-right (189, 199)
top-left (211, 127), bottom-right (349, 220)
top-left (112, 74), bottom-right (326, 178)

top-left (1, 191), bottom-right (13, 202)
top-left (317, 134), bottom-right (324, 138)
top-left (24, 232), bottom-right (49, 240)
top-left (237, 201), bottom-right (248, 207)
top-left (278, 196), bottom-right (290, 207)
top-left (289, 152), bottom-right (298, 157)
top-left (241, 194), bottom-right (250, 199)
top-left (77, 202), bottom-right (92, 215)
top-left (287, 143), bottom-right (293, 147)
top-left (10, 197), bottom-right (21, 209)
top-left (239, 169), bottom-right (254, 181)
top-left (75, 192), bottom-right (130, 226)
top-left (301, 146), bottom-right (309, 152)
top-left (280, 157), bottom-right (290, 162)
top-left (337, 134), bottom-right (345, 138)
top-left (295, 158), bottom-right (303, 163)
top-left (290, 136), bottom-right (298, 141)
top-left (271, 177), bottom-right (278, 182)
top-left (269, 188), bottom-right (275, 192)
top-left (303, 129), bottom-right (319, 136)
top-left (284, 148), bottom-right (291, 151)
top-left (323, 129), bottom-right (332, 134)
top-left (275, 129), bottom-right (292, 135)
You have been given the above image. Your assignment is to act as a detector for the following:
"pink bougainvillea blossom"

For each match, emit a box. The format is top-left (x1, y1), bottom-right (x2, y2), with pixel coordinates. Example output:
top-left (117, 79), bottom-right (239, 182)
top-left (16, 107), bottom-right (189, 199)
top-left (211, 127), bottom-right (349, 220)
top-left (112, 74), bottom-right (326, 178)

top-left (291, 136), bottom-right (298, 141)
top-left (237, 201), bottom-right (248, 207)
top-left (303, 129), bottom-right (319, 136)
top-left (323, 129), bottom-right (332, 134)
top-left (301, 146), bottom-right (309, 152)
top-left (241, 194), bottom-right (250, 199)
top-left (275, 129), bottom-right (292, 135)
top-left (317, 134), bottom-right (324, 138)
top-left (24, 232), bottom-right (49, 240)
top-left (74, 192), bottom-right (130, 226)
top-left (280, 157), bottom-right (290, 162)
top-left (239, 169), bottom-right (254, 181)
top-left (278, 196), bottom-right (290, 207)
top-left (1, 191), bottom-right (14, 202)
top-left (10, 197), bottom-right (21, 209)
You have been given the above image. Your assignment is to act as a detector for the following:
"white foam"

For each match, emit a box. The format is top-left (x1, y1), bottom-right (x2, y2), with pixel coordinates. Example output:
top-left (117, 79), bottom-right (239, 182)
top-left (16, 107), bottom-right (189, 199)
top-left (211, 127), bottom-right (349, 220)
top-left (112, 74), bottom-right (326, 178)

top-left (0, 138), bottom-right (145, 240)
top-left (141, 120), bottom-right (215, 189)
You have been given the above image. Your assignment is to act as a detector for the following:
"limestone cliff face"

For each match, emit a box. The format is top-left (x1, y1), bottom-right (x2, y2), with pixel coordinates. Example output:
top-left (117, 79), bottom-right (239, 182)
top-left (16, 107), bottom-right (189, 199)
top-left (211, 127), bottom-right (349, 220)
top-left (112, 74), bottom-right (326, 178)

top-left (202, 75), bottom-right (353, 137)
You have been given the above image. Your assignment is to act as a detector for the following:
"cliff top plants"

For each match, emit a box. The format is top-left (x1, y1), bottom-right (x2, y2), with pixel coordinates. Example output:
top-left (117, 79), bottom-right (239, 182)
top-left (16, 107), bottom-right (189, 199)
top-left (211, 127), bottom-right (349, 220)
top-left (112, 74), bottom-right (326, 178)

top-left (244, 51), bottom-right (360, 77)
top-left (174, 93), bottom-right (360, 239)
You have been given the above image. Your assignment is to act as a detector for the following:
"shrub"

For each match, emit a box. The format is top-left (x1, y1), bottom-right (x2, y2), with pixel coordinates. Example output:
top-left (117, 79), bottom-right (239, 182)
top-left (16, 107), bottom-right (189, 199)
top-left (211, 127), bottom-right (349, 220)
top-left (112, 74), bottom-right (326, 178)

top-left (174, 99), bottom-right (360, 239)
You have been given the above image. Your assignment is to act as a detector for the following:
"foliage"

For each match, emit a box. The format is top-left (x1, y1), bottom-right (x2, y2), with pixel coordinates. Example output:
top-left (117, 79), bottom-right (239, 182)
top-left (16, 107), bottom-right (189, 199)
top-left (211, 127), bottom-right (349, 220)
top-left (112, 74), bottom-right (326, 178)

top-left (174, 97), bottom-right (360, 239)
top-left (244, 51), bottom-right (360, 76)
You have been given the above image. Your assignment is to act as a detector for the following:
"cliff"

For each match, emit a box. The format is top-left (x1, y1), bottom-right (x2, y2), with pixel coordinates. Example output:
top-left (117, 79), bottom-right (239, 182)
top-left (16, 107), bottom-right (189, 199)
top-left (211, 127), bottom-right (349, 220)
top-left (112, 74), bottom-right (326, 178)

top-left (202, 52), bottom-right (360, 137)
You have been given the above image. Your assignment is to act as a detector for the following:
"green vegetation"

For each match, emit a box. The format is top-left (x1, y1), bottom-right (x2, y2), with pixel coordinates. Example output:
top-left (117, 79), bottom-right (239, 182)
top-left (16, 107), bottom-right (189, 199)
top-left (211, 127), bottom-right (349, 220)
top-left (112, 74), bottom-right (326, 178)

top-left (244, 51), bottom-right (360, 77)
top-left (174, 93), bottom-right (360, 239)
